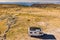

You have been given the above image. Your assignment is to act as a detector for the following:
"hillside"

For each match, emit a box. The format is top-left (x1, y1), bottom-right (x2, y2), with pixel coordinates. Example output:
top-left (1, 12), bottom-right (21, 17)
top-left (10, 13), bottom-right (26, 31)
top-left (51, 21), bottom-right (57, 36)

top-left (0, 4), bottom-right (60, 40)
top-left (31, 4), bottom-right (60, 8)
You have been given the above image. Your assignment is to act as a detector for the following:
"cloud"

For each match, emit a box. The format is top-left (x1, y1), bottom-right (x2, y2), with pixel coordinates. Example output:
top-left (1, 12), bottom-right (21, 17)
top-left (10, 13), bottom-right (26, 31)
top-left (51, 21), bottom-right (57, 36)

top-left (0, 0), bottom-right (60, 2)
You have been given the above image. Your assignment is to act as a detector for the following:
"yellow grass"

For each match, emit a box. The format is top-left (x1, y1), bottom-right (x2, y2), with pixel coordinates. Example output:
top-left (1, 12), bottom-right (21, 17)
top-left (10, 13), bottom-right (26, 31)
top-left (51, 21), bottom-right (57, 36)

top-left (0, 4), bottom-right (60, 40)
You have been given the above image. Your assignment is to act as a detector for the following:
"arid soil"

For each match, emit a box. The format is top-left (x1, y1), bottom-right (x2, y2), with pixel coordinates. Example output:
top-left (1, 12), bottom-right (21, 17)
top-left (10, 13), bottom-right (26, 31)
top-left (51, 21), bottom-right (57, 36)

top-left (0, 4), bottom-right (60, 40)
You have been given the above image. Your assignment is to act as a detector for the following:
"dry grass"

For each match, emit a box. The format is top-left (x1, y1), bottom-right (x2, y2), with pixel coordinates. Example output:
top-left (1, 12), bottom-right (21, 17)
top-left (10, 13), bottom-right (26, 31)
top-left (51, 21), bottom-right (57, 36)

top-left (0, 4), bottom-right (60, 40)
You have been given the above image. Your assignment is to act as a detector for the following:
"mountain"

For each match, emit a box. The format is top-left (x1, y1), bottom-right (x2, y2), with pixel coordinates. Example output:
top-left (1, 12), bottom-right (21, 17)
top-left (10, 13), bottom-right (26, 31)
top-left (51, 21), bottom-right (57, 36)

top-left (0, 2), bottom-right (60, 6)
top-left (31, 4), bottom-right (60, 8)
top-left (0, 2), bottom-right (35, 6)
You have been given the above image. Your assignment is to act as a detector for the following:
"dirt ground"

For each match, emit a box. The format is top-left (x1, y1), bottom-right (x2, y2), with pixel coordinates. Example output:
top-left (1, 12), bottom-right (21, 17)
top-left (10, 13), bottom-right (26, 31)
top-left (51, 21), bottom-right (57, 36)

top-left (0, 4), bottom-right (60, 40)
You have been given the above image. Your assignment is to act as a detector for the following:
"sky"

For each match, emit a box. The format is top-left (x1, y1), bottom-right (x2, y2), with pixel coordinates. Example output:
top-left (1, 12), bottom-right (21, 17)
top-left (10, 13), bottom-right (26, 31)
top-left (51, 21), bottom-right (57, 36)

top-left (0, 0), bottom-right (60, 2)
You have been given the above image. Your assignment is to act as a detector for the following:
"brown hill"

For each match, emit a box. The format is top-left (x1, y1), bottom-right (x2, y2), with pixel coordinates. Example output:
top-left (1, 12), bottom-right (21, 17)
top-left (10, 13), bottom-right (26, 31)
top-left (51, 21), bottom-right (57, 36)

top-left (31, 4), bottom-right (60, 8)
top-left (0, 4), bottom-right (22, 8)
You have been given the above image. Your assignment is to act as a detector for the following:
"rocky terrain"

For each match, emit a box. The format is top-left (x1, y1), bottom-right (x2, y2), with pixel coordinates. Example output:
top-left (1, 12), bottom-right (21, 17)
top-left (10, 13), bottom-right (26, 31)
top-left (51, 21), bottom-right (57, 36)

top-left (0, 4), bottom-right (60, 40)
